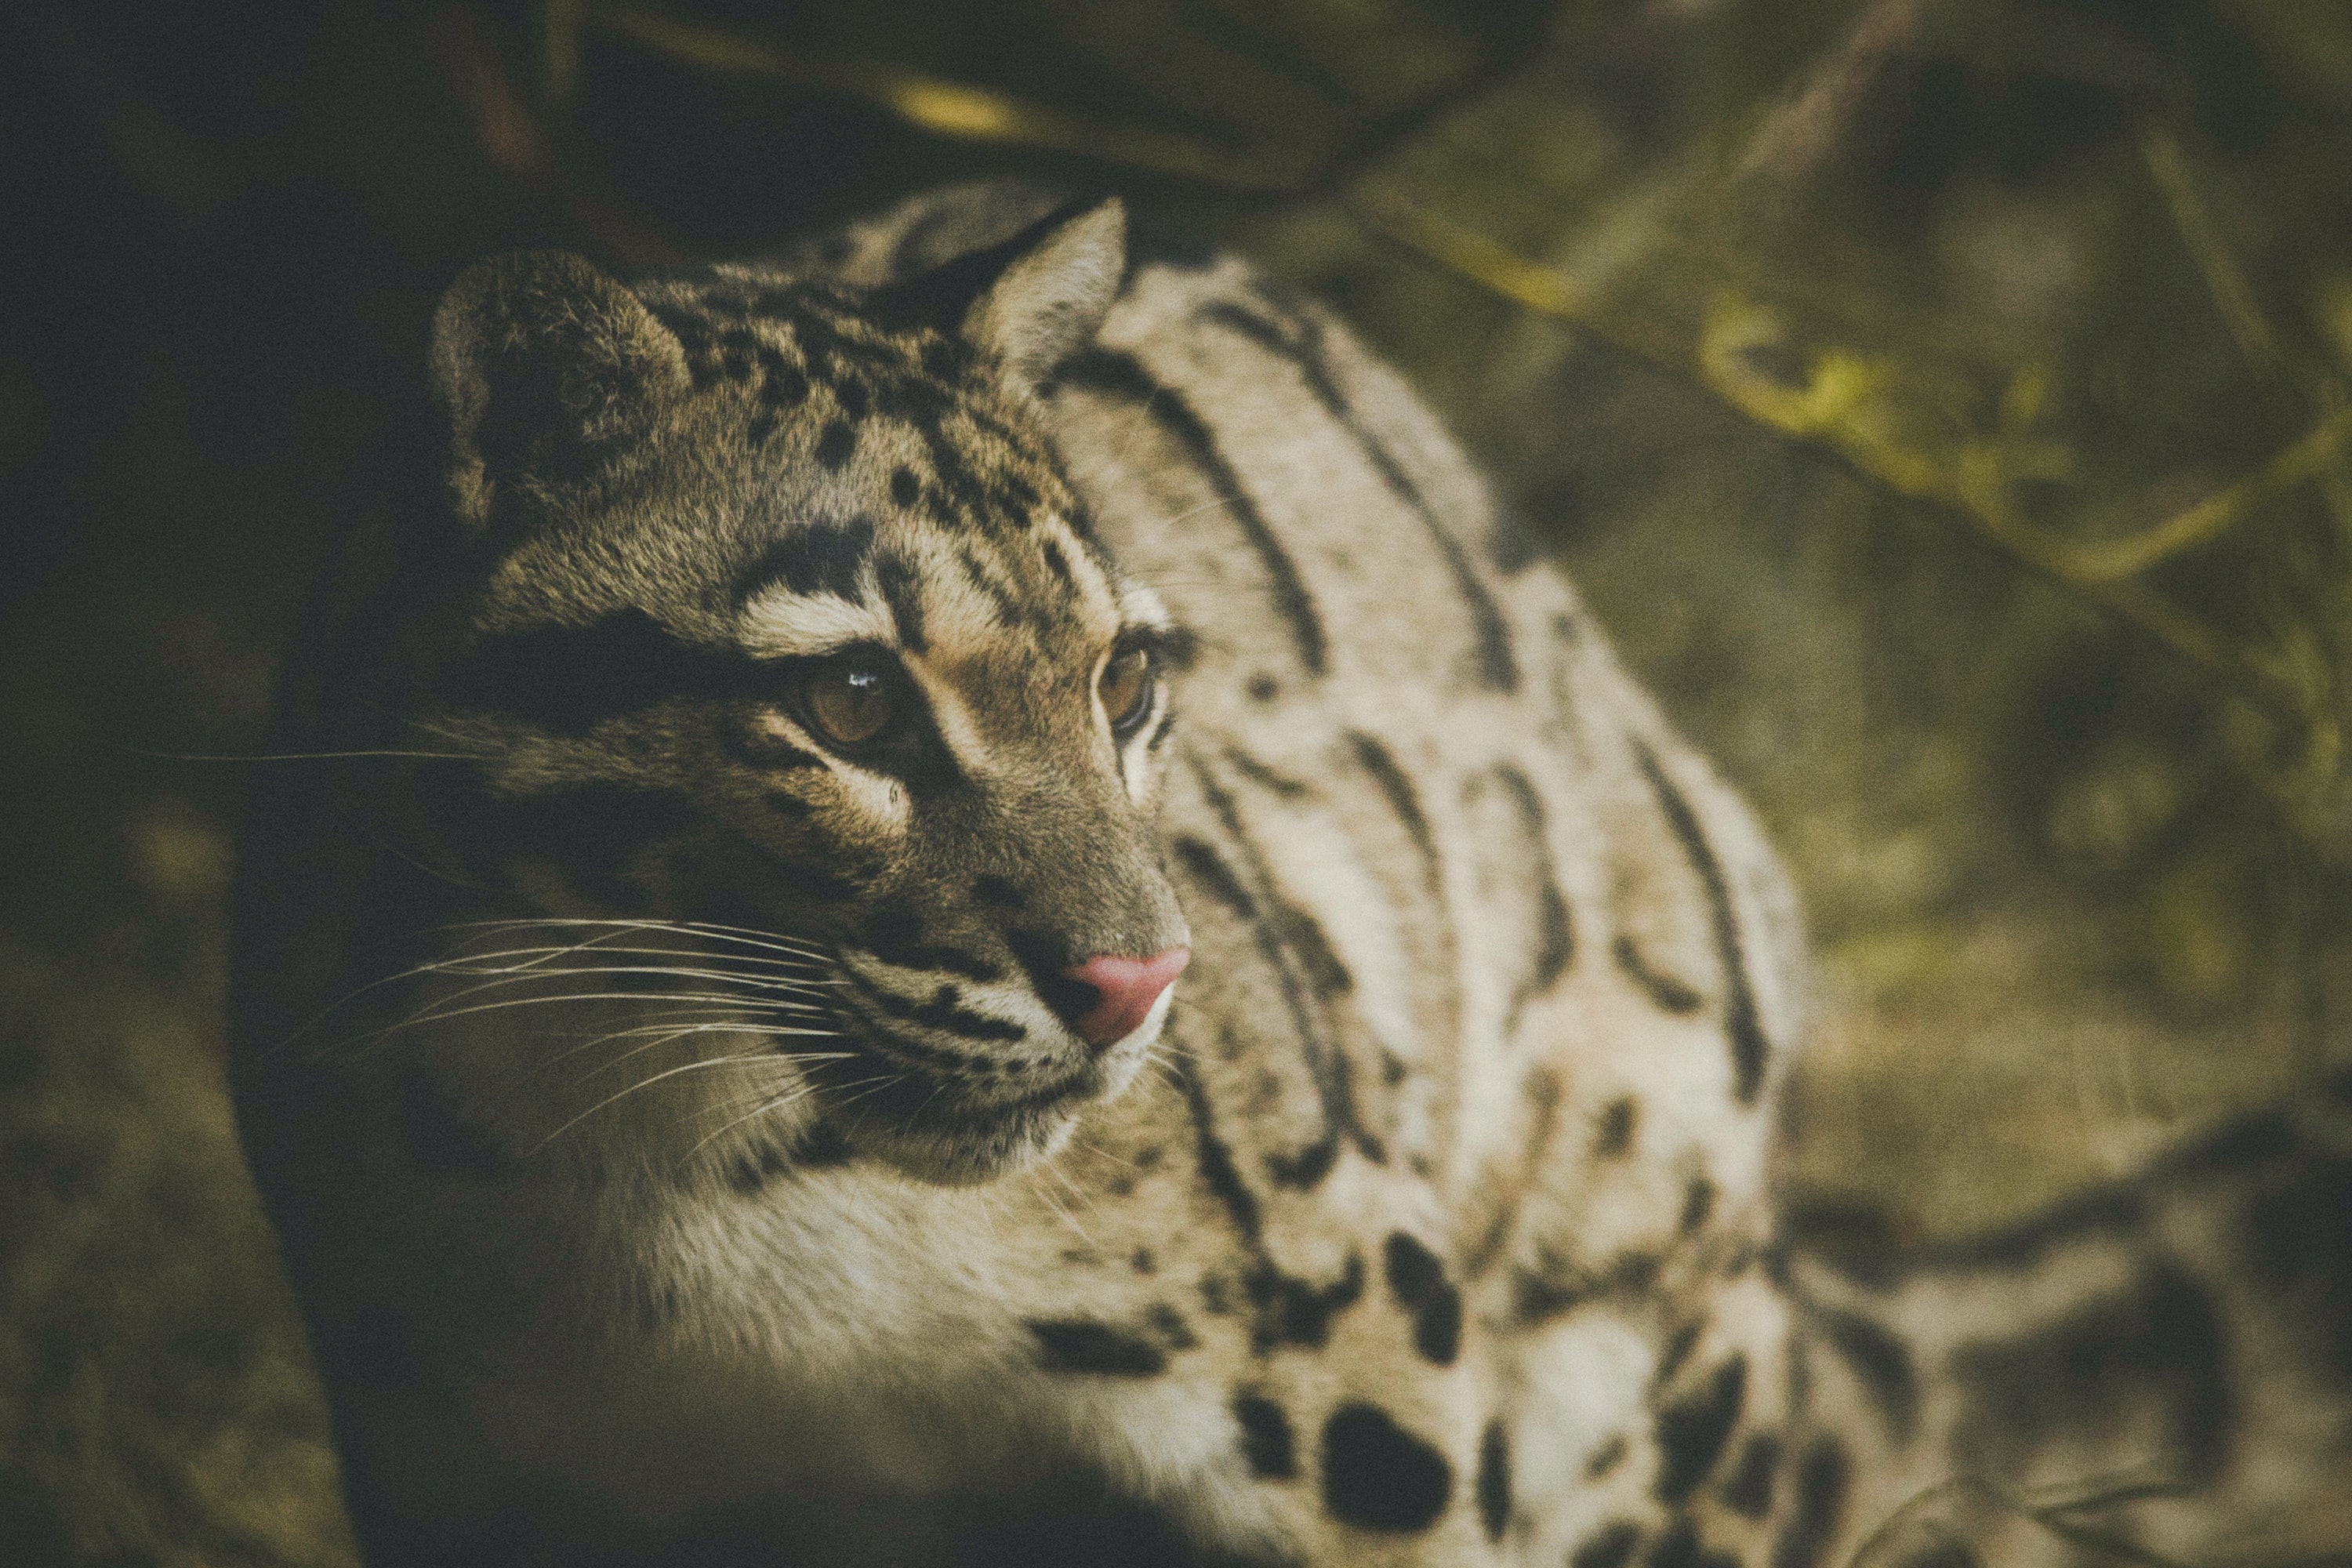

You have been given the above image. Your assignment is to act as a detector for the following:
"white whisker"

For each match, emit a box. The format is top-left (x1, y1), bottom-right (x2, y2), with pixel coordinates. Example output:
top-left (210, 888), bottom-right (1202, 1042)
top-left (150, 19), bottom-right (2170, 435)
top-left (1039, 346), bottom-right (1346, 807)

top-left (534, 1052), bottom-right (804, 1151)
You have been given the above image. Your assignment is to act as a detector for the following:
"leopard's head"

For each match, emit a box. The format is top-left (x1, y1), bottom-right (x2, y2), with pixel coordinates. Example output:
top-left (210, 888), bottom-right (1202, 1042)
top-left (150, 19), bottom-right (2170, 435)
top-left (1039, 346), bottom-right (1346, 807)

top-left (405, 200), bottom-right (1189, 1182)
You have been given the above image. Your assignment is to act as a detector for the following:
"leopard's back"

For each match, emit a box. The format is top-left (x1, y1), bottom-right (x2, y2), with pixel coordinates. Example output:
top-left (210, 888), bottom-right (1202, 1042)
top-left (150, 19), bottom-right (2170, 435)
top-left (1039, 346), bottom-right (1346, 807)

top-left (787, 186), bottom-right (1817, 1563)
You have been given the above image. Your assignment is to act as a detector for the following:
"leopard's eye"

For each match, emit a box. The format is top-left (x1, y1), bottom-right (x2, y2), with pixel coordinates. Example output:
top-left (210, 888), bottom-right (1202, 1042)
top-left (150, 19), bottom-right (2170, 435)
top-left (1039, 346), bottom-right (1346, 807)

top-left (1098, 647), bottom-right (1155, 738)
top-left (803, 655), bottom-right (898, 749)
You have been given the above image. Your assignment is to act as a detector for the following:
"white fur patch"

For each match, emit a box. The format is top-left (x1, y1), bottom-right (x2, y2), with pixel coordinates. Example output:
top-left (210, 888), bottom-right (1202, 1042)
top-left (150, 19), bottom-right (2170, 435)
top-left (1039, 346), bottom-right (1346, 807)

top-left (741, 589), bottom-right (893, 657)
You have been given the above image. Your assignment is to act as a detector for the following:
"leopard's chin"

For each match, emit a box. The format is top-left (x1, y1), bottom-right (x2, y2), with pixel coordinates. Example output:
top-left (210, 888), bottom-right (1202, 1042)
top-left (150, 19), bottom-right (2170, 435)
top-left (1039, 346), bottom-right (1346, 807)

top-left (808, 1048), bottom-right (1126, 1186)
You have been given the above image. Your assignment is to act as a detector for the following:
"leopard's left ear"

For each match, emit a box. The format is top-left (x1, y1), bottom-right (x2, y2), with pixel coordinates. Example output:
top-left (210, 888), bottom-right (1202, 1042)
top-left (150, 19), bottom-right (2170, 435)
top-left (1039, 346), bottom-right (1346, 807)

top-left (879, 197), bottom-right (1126, 397)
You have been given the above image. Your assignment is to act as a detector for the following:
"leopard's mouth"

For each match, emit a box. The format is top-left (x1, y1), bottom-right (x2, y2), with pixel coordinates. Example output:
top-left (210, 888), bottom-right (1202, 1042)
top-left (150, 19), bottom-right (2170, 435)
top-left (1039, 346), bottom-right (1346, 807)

top-left (797, 1004), bottom-right (1119, 1185)
top-left (802, 1048), bottom-right (1107, 1183)
top-left (773, 946), bottom-right (1164, 1181)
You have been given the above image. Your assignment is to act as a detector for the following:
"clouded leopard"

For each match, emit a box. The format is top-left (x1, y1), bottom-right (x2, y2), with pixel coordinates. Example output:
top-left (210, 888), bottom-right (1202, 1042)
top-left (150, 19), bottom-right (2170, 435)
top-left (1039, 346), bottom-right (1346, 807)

top-left (229, 186), bottom-right (2352, 1567)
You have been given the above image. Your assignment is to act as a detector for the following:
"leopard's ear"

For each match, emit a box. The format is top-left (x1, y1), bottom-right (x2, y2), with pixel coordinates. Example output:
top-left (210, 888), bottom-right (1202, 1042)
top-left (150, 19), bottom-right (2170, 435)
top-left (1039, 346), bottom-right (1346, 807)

top-left (429, 251), bottom-right (689, 525)
top-left (877, 198), bottom-right (1126, 397)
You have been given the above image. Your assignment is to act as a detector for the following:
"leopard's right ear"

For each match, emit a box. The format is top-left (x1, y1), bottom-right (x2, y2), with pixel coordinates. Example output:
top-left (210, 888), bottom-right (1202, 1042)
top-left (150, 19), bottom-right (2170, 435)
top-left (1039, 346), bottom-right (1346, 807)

top-left (429, 251), bottom-right (689, 526)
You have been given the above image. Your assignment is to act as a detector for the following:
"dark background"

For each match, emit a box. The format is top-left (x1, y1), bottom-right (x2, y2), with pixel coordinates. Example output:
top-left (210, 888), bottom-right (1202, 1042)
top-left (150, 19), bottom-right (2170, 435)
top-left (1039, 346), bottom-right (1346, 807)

top-left (5, 1), bottom-right (2351, 1560)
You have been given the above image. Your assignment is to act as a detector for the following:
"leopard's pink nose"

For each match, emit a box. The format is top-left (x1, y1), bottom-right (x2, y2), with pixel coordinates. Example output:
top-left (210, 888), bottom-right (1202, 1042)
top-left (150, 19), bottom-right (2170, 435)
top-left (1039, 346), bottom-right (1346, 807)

top-left (1062, 947), bottom-right (1190, 1050)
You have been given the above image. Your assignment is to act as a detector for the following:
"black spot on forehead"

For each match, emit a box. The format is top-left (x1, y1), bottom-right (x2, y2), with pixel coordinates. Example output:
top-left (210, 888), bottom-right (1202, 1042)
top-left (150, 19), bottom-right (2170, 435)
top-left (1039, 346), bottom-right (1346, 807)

top-left (890, 465), bottom-right (920, 508)
top-left (814, 419), bottom-right (858, 470)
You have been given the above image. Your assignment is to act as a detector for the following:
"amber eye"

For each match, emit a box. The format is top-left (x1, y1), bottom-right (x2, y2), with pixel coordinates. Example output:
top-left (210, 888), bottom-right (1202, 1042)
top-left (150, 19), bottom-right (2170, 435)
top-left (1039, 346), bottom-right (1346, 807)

top-left (1098, 647), bottom-right (1155, 737)
top-left (802, 656), bottom-right (898, 748)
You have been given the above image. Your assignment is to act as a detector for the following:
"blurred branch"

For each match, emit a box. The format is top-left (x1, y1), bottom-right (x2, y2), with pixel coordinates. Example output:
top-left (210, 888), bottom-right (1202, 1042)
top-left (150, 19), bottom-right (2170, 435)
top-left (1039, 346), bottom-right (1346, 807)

top-left (2140, 125), bottom-right (2287, 381)
top-left (572, 2), bottom-right (1576, 201)
top-left (2069, 405), bottom-right (2352, 583)
top-left (2141, 123), bottom-right (2352, 544)
top-left (1352, 183), bottom-right (2302, 716)
top-left (587, 3), bottom-right (1307, 190)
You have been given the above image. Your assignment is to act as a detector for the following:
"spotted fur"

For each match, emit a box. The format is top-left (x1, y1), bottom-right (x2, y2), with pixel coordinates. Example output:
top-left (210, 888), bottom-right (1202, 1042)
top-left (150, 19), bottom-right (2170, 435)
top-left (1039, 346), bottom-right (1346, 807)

top-left (230, 187), bottom-right (2352, 1566)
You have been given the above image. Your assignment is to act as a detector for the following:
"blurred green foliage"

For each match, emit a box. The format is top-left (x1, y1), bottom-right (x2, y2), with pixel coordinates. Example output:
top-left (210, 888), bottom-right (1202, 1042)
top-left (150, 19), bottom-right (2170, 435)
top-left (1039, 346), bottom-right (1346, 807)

top-left (3, 0), bottom-right (2350, 1561)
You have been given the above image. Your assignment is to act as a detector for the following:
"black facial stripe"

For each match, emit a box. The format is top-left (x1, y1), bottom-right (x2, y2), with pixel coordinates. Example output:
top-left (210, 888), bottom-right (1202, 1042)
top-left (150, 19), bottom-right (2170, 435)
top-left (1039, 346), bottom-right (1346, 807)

top-left (842, 968), bottom-right (1026, 1044)
top-left (1224, 746), bottom-right (1310, 798)
top-left (1062, 348), bottom-right (1327, 677)
top-left (1195, 299), bottom-right (1518, 692)
top-left (1632, 741), bottom-right (1769, 1105)
top-left (1038, 535), bottom-right (1076, 595)
top-left (441, 608), bottom-right (748, 734)
top-left (957, 546), bottom-right (1028, 627)
top-left (1144, 706), bottom-right (1177, 754)
top-left (722, 719), bottom-right (827, 771)
top-left (1001, 927), bottom-right (1100, 1034)
top-left (860, 909), bottom-right (1000, 982)
top-left (426, 777), bottom-right (697, 898)
top-left (738, 514), bottom-right (878, 606)
top-left (773, 647), bottom-right (967, 798)
top-left (873, 549), bottom-right (927, 654)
